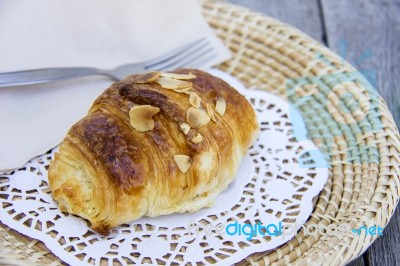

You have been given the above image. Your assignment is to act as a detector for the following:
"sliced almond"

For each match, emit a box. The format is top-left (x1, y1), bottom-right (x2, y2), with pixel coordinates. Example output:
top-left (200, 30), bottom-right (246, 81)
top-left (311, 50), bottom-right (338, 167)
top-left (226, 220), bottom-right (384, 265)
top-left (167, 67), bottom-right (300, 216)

top-left (174, 155), bottom-right (191, 173)
top-left (180, 123), bottom-right (191, 135)
top-left (160, 72), bottom-right (196, 80)
top-left (172, 84), bottom-right (193, 93)
top-left (182, 90), bottom-right (193, 95)
top-left (156, 77), bottom-right (192, 90)
top-left (129, 105), bottom-right (160, 132)
top-left (215, 96), bottom-right (226, 116)
top-left (191, 134), bottom-right (203, 144)
top-left (189, 92), bottom-right (202, 108)
top-left (206, 103), bottom-right (217, 123)
top-left (131, 71), bottom-right (161, 84)
top-left (186, 107), bottom-right (210, 128)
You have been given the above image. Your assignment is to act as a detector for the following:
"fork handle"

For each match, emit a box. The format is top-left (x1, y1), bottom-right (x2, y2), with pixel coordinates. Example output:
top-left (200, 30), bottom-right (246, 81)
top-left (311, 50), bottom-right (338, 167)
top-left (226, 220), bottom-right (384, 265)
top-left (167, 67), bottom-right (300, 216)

top-left (0, 67), bottom-right (105, 87)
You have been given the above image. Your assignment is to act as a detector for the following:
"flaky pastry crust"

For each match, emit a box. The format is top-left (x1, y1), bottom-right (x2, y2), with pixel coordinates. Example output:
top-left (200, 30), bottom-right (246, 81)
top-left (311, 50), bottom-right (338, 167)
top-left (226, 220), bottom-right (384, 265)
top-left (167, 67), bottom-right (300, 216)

top-left (48, 69), bottom-right (259, 235)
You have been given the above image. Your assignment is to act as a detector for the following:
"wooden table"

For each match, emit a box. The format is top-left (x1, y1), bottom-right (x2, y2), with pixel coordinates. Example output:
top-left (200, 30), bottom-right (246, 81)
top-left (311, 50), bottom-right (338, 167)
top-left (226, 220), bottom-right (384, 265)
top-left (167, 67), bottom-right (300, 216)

top-left (229, 0), bottom-right (400, 265)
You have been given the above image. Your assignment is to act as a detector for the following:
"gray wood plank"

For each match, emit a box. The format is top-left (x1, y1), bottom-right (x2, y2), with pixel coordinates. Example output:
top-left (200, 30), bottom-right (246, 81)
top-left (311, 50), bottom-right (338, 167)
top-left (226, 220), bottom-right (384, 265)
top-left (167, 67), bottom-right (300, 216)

top-left (321, 0), bottom-right (400, 265)
top-left (227, 0), bottom-right (324, 43)
top-left (347, 257), bottom-right (366, 266)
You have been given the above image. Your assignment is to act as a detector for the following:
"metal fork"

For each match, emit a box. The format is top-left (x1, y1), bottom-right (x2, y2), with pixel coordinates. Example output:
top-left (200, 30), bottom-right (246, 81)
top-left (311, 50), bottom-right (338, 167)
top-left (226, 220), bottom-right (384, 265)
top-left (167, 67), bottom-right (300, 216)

top-left (0, 38), bottom-right (217, 87)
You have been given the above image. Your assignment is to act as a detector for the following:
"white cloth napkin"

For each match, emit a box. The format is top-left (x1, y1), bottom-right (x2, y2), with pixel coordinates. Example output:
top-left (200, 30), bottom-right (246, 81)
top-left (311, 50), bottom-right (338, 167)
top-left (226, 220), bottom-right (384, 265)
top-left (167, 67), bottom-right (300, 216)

top-left (0, 0), bottom-right (231, 171)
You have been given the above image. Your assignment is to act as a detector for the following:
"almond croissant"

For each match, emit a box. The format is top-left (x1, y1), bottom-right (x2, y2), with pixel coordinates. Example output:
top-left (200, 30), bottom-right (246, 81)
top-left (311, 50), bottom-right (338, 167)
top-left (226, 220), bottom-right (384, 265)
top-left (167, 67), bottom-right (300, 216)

top-left (48, 69), bottom-right (259, 235)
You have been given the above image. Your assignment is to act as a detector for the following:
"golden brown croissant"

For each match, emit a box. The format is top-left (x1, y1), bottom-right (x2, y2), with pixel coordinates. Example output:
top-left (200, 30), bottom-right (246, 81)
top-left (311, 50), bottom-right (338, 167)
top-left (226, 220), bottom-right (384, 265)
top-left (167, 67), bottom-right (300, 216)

top-left (48, 69), bottom-right (259, 235)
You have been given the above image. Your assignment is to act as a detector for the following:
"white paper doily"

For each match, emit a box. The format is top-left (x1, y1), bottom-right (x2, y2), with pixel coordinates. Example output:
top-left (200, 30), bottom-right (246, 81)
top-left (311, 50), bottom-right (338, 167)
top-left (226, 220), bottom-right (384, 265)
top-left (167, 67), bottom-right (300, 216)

top-left (0, 69), bottom-right (329, 265)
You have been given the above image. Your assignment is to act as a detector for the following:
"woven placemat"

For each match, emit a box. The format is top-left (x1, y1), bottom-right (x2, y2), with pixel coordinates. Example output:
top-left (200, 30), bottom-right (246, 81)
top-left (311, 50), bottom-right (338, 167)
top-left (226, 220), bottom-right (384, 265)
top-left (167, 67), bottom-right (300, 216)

top-left (1, 1), bottom-right (399, 265)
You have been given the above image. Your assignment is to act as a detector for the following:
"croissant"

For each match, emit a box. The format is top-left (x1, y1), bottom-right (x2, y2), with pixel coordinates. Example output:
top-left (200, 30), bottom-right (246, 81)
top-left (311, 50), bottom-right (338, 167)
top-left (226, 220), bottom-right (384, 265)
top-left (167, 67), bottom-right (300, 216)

top-left (48, 69), bottom-right (259, 235)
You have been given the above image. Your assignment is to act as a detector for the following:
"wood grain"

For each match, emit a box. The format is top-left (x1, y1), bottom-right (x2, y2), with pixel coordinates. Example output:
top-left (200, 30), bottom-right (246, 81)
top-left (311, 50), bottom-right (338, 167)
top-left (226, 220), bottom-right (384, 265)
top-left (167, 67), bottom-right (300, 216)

top-left (347, 257), bottom-right (366, 266)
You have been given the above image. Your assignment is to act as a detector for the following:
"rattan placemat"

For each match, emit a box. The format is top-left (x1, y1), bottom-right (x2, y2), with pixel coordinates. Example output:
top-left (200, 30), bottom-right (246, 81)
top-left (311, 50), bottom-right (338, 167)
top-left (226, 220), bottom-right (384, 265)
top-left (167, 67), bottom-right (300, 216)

top-left (1, 1), bottom-right (399, 265)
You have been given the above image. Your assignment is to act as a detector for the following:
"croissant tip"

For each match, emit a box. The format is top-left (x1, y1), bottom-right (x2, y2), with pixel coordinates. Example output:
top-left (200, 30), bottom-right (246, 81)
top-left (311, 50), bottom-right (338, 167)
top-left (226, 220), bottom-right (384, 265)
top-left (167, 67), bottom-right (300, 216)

top-left (92, 223), bottom-right (111, 236)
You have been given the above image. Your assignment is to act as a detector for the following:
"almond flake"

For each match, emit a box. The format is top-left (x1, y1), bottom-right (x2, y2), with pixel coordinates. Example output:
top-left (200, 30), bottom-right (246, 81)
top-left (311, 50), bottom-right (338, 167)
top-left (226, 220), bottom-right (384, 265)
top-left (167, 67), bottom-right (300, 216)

top-left (191, 134), bottom-right (203, 144)
top-left (129, 105), bottom-right (160, 132)
top-left (156, 77), bottom-right (192, 90)
top-left (160, 72), bottom-right (196, 80)
top-left (215, 96), bottom-right (226, 116)
top-left (189, 92), bottom-right (202, 108)
top-left (172, 84), bottom-right (193, 93)
top-left (206, 103), bottom-right (217, 122)
top-left (180, 123), bottom-right (191, 135)
top-left (174, 155), bottom-right (191, 173)
top-left (186, 107), bottom-right (210, 128)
